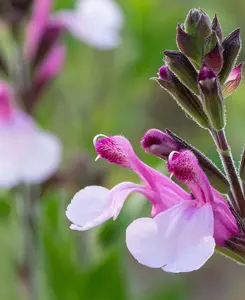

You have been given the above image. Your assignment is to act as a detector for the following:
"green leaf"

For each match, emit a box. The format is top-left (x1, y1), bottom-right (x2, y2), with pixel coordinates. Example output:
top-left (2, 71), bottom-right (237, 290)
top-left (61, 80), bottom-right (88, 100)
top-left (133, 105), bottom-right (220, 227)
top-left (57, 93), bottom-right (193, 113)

top-left (85, 250), bottom-right (127, 300)
top-left (143, 281), bottom-right (188, 300)
top-left (0, 196), bottom-right (11, 220)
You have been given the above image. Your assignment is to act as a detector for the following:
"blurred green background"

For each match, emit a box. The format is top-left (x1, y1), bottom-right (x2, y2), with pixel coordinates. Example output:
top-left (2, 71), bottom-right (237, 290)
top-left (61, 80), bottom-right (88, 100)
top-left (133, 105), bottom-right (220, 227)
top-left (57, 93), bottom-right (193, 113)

top-left (1, 0), bottom-right (245, 299)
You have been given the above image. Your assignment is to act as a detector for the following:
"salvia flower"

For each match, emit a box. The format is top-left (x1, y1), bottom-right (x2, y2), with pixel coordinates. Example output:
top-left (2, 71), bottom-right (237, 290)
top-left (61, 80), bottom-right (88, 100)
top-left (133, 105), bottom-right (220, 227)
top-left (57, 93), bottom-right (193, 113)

top-left (56, 0), bottom-right (124, 50)
top-left (0, 82), bottom-right (61, 188)
top-left (66, 133), bottom-right (239, 272)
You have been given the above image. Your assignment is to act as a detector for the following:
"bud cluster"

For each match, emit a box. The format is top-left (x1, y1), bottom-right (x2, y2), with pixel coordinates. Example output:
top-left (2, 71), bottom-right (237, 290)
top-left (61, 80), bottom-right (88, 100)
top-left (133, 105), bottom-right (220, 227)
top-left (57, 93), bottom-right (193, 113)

top-left (155, 8), bottom-right (243, 131)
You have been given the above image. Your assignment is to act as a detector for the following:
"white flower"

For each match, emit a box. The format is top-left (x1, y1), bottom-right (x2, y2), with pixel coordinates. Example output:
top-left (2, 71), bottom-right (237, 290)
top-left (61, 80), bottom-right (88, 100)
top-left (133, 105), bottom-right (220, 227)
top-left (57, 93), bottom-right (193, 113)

top-left (56, 0), bottom-right (124, 49)
top-left (0, 82), bottom-right (62, 188)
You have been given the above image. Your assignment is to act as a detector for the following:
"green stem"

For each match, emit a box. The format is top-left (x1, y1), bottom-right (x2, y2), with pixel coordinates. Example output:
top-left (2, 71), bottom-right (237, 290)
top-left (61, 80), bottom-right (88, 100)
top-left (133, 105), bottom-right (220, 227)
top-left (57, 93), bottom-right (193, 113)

top-left (210, 128), bottom-right (245, 216)
top-left (21, 184), bottom-right (38, 300)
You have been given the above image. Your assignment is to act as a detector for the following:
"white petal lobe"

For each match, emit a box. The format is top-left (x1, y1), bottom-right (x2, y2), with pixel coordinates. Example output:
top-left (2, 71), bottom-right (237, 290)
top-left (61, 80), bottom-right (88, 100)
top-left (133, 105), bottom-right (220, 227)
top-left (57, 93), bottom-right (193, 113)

top-left (126, 202), bottom-right (215, 273)
top-left (66, 186), bottom-right (112, 230)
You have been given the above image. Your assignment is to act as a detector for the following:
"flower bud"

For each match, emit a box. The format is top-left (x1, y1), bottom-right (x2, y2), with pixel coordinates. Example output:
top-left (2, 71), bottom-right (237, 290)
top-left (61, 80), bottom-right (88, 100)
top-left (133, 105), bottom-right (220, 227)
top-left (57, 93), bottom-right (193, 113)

top-left (176, 24), bottom-right (201, 68)
top-left (24, 0), bottom-right (53, 59)
top-left (155, 66), bottom-right (209, 129)
top-left (219, 29), bottom-right (241, 84)
top-left (34, 44), bottom-right (66, 99)
top-left (198, 66), bottom-right (225, 130)
top-left (164, 50), bottom-right (199, 95)
top-left (212, 14), bottom-right (222, 42)
top-left (184, 8), bottom-right (212, 40)
top-left (166, 129), bottom-right (229, 194)
top-left (141, 129), bottom-right (180, 158)
top-left (203, 31), bottom-right (224, 74)
top-left (178, 9), bottom-right (212, 68)
top-left (222, 63), bottom-right (243, 98)
top-left (32, 20), bottom-right (64, 68)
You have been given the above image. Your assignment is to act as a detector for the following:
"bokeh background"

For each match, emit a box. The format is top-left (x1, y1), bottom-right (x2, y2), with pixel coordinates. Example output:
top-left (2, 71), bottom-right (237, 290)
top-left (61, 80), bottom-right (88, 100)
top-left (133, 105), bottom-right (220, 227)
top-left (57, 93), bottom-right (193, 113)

top-left (1, 0), bottom-right (245, 299)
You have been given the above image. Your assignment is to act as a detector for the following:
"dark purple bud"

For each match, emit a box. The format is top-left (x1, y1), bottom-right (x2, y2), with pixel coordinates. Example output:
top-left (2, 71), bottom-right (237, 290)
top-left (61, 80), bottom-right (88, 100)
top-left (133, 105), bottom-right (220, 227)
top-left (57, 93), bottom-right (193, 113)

top-left (33, 20), bottom-right (65, 68)
top-left (219, 29), bottom-right (241, 84)
top-left (212, 14), bottom-right (223, 41)
top-left (223, 63), bottom-right (243, 98)
top-left (154, 67), bottom-right (209, 129)
top-left (198, 65), bottom-right (225, 130)
top-left (164, 50), bottom-right (199, 95)
top-left (157, 65), bottom-right (170, 81)
top-left (141, 129), bottom-right (180, 158)
top-left (198, 65), bottom-right (216, 81)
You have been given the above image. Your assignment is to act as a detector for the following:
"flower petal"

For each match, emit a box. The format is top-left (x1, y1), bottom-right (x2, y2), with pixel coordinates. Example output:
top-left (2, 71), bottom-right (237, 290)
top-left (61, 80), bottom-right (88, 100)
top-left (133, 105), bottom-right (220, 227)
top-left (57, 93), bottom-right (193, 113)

top-left (0, 112), bottom-right (36, 188)
top-left (66, 186), bottom-right (111, 231)
top-left (126, 202), bottom-right (215, 273)
top-left (126, 217), bottom-right (171, 268)
top-left (161, 203), bottom-right (215, 272)
top-left (222, 63), bottom-right (243, 98)
top-left (66, 182), bottom-right (145, 231)
top-left (56, 0), bottom-right (123, 49)
top-left (21, 130), bottom-right (62, 183)
top-left (109, 182), bottom-right (146, 220)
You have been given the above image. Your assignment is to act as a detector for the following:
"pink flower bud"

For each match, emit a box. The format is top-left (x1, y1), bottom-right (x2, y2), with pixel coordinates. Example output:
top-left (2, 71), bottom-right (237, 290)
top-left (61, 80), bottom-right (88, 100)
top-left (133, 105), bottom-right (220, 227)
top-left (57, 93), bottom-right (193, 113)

top-left (157, 65), bottom-right (170, 81)
top-left (141, 129), bottom-right (180, 158)
top-left (25, 0), bottom-right (53, 59)
top-left (34, 43), bottom-right (66, 98)
top-left (222, 63), bottom-right (243, 98)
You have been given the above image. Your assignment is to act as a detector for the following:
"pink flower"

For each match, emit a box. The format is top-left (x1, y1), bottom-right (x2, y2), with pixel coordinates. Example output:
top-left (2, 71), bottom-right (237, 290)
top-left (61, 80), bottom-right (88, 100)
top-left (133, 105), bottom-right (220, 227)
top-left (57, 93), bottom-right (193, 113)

top-left (0, 82), bottom-right (62, 188)
top-left (34, 43), bottom-right (66, 98)
top-left (55, 0), bottom-right (124, 49)
top-left (167, 150), bottom-right (239, 246)
top-left (66, 134), bottom-right (221, 273)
